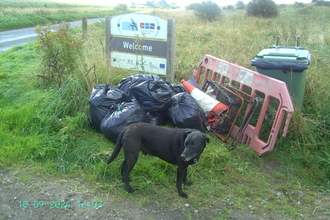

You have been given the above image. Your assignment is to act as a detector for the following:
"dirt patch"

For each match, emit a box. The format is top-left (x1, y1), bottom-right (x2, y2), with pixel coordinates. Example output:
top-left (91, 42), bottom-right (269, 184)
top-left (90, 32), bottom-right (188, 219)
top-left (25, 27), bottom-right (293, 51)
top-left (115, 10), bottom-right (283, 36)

top-left (1, 169), bottom-right (330, 220)
top-left (0, 170), bottom-right (189, 220)
top-left (261, 158), bottom-right (281, 173)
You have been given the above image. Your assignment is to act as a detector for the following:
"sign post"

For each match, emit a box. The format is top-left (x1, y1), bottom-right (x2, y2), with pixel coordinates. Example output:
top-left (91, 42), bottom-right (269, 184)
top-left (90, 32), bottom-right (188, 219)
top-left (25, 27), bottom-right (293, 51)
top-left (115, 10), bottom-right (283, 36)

top-left (106, 14), bottom-right (175, 82)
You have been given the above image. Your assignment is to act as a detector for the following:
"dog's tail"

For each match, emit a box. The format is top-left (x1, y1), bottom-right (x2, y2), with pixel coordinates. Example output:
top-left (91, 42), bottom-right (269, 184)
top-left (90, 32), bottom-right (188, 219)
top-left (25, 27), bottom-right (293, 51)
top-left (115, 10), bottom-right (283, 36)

top-left (107, 129), bottom-right (125, 164)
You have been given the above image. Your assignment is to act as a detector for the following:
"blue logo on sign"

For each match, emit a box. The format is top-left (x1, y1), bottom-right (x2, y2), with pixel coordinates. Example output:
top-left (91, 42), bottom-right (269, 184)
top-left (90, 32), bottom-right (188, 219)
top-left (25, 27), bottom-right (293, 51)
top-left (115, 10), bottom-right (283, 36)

top-left (122, 19), bottom-right (138, 31)
top-left (160, 64), bottom-right (165, 69)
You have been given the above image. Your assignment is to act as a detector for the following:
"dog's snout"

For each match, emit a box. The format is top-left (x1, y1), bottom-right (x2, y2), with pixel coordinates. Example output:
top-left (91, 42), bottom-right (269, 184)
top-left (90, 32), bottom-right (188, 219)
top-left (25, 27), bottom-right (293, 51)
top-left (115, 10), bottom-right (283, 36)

top-left (181, 154), bottom-right (186, 160)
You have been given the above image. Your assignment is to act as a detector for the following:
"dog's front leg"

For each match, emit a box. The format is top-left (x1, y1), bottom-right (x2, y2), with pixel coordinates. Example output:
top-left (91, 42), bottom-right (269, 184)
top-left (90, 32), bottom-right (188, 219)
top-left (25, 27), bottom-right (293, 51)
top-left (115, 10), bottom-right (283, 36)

top-left (177, 166), bottom-right (188, 198)
top-left (182, 167), bottom-right (192, 186)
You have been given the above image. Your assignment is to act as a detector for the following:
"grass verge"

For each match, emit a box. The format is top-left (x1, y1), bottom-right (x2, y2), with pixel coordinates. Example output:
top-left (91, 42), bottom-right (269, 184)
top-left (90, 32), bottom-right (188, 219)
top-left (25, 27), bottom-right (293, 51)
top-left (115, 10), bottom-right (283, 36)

top-left (0, 0), bottom-right (140, 31)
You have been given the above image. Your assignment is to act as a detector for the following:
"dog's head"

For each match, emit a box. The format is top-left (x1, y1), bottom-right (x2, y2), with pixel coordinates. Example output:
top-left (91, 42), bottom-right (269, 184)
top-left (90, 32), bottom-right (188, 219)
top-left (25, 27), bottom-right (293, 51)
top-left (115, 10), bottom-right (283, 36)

top-left (181, 130), bottom-right (210, 163)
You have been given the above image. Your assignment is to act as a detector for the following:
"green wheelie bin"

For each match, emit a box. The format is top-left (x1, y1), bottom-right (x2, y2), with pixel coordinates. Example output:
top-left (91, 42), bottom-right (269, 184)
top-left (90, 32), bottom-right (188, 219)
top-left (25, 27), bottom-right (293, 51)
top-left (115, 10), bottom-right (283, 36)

top-left (251, 44), bottom-right (311, 108)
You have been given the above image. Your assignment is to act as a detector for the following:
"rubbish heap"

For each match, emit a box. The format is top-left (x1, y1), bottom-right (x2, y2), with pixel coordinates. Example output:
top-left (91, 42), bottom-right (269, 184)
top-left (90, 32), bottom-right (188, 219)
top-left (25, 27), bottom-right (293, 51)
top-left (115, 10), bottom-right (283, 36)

top-left (88, 74), bottom-right (214, 143)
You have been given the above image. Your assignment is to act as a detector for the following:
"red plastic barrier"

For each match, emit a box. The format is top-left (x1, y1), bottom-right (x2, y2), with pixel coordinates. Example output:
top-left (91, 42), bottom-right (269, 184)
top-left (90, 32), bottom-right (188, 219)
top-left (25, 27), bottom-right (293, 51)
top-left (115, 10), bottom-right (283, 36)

top-left (192, 54), bottom-right (294, 156)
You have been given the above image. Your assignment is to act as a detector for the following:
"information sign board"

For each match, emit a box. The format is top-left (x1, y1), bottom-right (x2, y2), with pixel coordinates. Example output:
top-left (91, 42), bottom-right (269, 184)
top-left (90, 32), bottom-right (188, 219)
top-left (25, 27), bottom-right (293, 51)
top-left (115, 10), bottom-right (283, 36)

top-left (111, 14), bottom-right (168, 40)
top-left (106, 14), bottom-right (174, 81)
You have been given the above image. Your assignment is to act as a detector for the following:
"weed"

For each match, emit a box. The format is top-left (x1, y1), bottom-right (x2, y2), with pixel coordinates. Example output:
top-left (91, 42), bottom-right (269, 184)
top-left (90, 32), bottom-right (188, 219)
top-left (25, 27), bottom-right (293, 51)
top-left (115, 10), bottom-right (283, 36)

top-left (35, 23), bottom-right (84, 87)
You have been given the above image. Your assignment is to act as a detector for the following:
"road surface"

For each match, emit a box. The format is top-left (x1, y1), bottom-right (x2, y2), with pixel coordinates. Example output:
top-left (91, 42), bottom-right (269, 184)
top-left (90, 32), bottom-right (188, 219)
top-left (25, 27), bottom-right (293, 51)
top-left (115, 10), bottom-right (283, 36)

top-left (0, 18), bottom-right (105, 53)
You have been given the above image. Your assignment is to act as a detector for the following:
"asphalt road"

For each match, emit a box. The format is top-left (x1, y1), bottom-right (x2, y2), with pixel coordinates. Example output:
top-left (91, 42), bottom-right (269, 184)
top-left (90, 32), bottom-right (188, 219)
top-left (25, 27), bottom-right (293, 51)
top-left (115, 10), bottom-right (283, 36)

top-left (0, 18), bottom-right (105, 53)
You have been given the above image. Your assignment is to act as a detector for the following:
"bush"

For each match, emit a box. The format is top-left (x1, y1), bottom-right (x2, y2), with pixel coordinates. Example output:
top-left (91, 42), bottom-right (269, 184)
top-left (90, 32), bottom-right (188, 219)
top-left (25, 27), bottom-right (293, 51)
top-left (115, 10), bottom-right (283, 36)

top-left (35, 23), bottom-right (84, 87)
top-left (185, 3), bottom-right (200, 11)
top-left (246, 0), bottom-right (278, 18)
top-left (226, 5), bottom-right (235, 10)
top-left (113, 4), bottom-right (128, 11)
top-left (193, 0), bottom-right (221, 22)
top-left (236, 1), bottom-right (246, 10)
top-left (146, 1), bottom-right (155, 8)
top-left (314, 0), bottom-right (330, 7)
top-left (293, 2), bottom-right (305, 8)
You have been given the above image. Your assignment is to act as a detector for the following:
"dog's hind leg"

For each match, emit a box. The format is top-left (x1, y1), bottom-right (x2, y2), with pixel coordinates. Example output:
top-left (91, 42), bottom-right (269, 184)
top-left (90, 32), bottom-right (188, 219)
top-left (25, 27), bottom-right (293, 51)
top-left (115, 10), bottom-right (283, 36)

top-left (177, 166), bottom-right (188, 198)
top-left (121, 152), bottom-right (139, 193)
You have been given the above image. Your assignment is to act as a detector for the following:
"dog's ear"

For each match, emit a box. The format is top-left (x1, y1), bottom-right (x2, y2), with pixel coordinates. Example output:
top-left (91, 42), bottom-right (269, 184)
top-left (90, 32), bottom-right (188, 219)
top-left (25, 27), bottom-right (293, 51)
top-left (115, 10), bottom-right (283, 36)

top-left (184, 130), bottom-right (193, 136)
top-left (203, 135), bottom-right (210, 143)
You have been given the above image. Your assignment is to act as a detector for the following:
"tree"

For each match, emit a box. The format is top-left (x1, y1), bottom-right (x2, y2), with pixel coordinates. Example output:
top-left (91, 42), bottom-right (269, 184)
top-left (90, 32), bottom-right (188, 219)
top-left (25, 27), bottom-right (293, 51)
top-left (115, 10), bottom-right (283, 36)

top-left (314, 0), bottom-right (330, 6)
top-left (236, 1), bottom-right (245, 10)
top-left (157, 0), bottom-right (170, 8)
top-left (186, 3), bottom-right (201, 11)
top-left (227, 5), bottom-right (235, 10)
top-left (246, 0), bottom-right (278, 18)
top-left (193, 1), bottom-right (221, 22)
top-left (114, 4), bottom-right (128, 11)
top-left (146, 1), bottom-right (155, 8)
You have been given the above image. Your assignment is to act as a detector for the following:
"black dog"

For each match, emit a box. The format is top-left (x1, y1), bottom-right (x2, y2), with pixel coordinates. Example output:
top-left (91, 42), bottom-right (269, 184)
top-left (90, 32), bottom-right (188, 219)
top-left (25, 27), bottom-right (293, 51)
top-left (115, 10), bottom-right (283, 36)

top-left (107, 122), bottom-right (209, 198)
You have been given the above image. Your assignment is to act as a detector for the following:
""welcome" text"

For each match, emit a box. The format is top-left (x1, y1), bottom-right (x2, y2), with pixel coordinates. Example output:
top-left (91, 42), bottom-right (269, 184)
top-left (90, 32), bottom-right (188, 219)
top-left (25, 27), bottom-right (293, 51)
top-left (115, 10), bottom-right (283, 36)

top-left (122, 41), bottom-right (153, 52)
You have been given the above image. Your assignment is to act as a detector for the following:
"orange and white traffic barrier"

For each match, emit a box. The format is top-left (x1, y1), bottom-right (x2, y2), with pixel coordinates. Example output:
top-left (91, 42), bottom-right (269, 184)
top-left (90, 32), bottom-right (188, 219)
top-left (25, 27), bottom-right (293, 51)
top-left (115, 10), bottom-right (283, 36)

top-left (191, 54), bottom-right (294, 156)
top-left (181, 79), bottom-right (229, 115)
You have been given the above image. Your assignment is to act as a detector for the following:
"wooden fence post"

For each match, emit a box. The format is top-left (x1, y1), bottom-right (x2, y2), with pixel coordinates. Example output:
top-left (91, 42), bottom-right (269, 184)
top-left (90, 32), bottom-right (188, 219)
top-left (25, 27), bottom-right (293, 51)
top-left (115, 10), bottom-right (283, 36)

top-left (82, 17), bottom-right (88, 39)
top-left (105, 16), bottom-right (111, 64)
top-left (166, 19), bottom-right (175, 83)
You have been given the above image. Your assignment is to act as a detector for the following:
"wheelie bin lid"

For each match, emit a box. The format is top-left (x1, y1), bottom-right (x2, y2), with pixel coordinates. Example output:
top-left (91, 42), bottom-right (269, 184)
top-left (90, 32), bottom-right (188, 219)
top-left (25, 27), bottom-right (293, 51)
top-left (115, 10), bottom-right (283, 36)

top-left (251, 46), bottom-right (312, 71)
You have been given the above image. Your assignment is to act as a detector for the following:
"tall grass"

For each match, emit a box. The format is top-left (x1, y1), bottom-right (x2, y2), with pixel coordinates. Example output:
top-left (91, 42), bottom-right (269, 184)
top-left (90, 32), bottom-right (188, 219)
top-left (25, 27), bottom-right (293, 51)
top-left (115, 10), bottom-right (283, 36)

top-left (0, 0), bottom-right (137, 31)
top-left (152, 7), bottom-right (330, 177)
top-left (0, 0), bottom-right (86, 8)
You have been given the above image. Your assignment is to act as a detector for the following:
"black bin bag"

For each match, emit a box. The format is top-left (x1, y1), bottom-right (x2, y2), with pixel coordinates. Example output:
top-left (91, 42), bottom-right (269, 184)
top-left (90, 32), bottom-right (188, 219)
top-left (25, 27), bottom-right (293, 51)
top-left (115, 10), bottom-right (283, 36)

top-left (146, 112), bottom-right (168, 126)
top-left (132, 79), bottom-right (172, 113)
top-left (100, 101), bottom-right (149, 143)
top-left (88, 84), bottom-right (128, 132)
top-left (166, 92), bottom-right (206, 131)
top-left (118, 74), bottom-right (163, 101)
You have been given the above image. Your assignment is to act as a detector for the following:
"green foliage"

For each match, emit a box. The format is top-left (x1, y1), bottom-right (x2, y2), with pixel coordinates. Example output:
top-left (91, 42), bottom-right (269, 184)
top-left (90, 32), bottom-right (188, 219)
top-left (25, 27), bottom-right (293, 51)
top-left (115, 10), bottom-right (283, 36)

top-left (113, 4), bottom-right (128, 11)
top-left (0, 0), bottom-right (82, 8)
top-left (314, 0), bottom-right (330, 7)
top-left (236, 5), bottom-right (246, 10)
top-left (0, 41), bottom-right (105, 169)
top-left (185, 3), bottom-right (200, 11)
top-left (236, 1), bottom-right (246, 10)
top-left (246, 0), bottom-right (278, 18)
top-left (193, 0), bottom-right (221, 22)
top-left (146, 1), bottom-right (155, 8)
top-left (293, 2), bottom-right (305, 8)
top-left (157, 0), bottom-right (170, 8)
top-left (35, 23), bottom-right (84, 87)
top-left (226, 5), bottom-right (235, 10)
top-left (0, 0), bottom-right (136, 32)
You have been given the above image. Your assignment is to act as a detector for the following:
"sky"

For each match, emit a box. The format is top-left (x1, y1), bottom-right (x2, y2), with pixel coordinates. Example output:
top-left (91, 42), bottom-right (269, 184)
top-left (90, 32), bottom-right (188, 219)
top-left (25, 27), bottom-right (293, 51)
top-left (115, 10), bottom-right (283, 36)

top-left (58, 0), bottom-right (313, 8)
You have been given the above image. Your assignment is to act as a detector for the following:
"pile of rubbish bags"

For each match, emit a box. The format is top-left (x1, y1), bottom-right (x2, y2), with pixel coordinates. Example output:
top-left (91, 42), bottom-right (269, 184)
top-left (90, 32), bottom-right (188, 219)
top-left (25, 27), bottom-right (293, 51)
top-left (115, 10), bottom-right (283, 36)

top-left (88, 74), bottom-right (206, 142)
